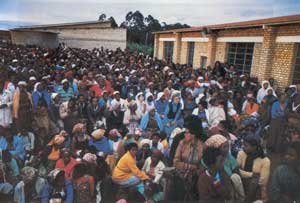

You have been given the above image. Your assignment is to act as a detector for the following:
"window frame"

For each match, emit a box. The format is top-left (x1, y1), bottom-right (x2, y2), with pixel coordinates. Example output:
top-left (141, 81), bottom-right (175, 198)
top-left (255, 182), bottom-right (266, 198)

top-left (163, 41), bottom-right (174, 62)
top-left (291, 43), bottom-right (300, 84)
top-left (187, 42), bottom-right (195, 65)
top-left (226, 42), bottom-right (254, 74)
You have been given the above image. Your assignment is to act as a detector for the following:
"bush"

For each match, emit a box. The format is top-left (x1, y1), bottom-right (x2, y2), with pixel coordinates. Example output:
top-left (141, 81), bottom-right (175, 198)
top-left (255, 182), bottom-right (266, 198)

top-left (127, 42), bottom-right (153, 56)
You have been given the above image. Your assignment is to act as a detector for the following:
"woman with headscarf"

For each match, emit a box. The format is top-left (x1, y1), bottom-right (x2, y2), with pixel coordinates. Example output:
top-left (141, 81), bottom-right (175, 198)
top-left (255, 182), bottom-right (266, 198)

top-left (106, 129), bottom-right (125, 171)
top-left (140, 107), bottom-right (163, 134)
top-left (41, 169), bottom-right (74, 203)
top-left (256, 80), bottom-right (276, 104)
top-left (163, 92), bottom-right (183, 137)
top-left (142, 149), bottom-right (165, 185)
top-left (198, 146), bottom-right (232, 203)
top-left (145, 92), bottom-right (155, 113)
top-left (32, 82), bottom-right (51, 110)
top-left (154, 92), bottom-right (167, 119)
top-left (123, 102), bottom-right (142, 135)
top-left (204, 134), bottom-right (245, 202)
top-left (45, 132), bottom-right (67, 171)
top-left (237, 134), bottom-right (270, 203)
top-left (267, 93), bottom-right (288, 153)
top-left (88, 128), bottom-right (112, 156)
top-left (71, 123), bottom-right (89, 158)
top-left (135, 92), bottom-right (146, 115)
top-left (12, 81), bottom-right (33, 131)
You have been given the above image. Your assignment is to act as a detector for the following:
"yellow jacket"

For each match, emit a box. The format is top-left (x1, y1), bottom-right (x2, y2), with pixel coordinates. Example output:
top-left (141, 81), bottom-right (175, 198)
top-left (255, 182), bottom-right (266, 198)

top-left (112, 151), bottom-right (149, 182)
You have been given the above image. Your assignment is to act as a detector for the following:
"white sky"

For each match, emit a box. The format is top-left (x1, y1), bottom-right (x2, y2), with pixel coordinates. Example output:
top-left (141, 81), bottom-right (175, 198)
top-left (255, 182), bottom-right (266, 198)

top-left (0, 0), bottom-right (299, 27)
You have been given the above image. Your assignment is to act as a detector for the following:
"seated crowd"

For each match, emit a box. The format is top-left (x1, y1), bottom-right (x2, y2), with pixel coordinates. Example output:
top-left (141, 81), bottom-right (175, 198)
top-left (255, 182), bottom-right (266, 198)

top-left (0, 42), bottom-right (300, 203)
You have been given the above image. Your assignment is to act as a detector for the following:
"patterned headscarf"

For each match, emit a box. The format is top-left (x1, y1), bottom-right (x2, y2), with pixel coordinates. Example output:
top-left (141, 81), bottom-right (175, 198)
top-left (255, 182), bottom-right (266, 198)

top-left (109, 129), bottom-right (121, 137)
top-left (82, 153), bottom-right (97, 165)
top-left (205, 134), bottom-right (228, 148)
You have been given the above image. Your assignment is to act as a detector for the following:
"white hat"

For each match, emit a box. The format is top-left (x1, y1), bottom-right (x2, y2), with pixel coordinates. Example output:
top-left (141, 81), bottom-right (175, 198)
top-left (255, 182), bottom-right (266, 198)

top-left (198, 76), bottom-right (204, 81)
top-left (18, 81), bottom-right (27, 86)
top-left (289, 85), bottom-right (297, 89)
top-left (61, 79), bottom-right (69, 84)
top-left (12, 59), bottom-right (18, 63)
top-left (140, 139), bottom-right (151, 146)
top-left (156, 92), bottom-right (164, 101)
top-left (130, 70), bottom-right (137, 74)
top-left (29, 76), bottom-right (36, 81)
top-left (51, 93), bottom-right (59, 100)
top-left (163, 66), bottom-right (170, 72)
top-left (113, 91), bottom-right (120, 95)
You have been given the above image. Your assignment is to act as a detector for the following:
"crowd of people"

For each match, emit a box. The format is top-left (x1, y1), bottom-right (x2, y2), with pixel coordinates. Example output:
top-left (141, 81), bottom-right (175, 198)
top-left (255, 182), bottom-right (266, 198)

top-left (0, 42), bottom-right (300, 203)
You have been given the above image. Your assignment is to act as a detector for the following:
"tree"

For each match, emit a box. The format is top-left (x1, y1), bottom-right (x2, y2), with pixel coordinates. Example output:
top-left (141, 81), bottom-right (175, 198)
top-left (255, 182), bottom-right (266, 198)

top-left (99, 13), bottom-right (107, 21)
top-left (108, 17), bottom-right (118, 28)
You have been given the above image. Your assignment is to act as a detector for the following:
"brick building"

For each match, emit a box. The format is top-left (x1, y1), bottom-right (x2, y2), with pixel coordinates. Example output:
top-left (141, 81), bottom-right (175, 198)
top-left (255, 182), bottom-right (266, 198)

top-left (153, 15), bottom-right (300, 88)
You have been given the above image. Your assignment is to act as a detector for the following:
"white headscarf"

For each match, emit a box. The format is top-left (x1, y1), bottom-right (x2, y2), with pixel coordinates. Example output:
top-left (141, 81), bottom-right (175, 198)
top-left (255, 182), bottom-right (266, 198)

top-left (34, 82), bottom-right (41, 92)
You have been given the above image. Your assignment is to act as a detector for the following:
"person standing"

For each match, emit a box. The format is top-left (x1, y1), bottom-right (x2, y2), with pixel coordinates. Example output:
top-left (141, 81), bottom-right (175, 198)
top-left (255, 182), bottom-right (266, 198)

top-left (0, 82), bottom-right (13, 127)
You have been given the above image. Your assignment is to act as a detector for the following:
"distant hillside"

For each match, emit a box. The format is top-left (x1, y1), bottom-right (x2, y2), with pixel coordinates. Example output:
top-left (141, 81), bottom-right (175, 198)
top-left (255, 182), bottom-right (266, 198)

top-left (0, 20), bottom-right (36, 30)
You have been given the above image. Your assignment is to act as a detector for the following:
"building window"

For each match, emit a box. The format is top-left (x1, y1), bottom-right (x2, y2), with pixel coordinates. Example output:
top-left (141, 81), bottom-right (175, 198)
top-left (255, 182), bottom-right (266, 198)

top-left (200, 56), bottom-right (208, 69)
top-left (292, 43), bottom-right (300, 84)
top-left (187, 42), bottom-right (195, 65)
top-left (227, 42), bottom-right (254, 74)
top-left (164, 41), bottom-right (174, 62)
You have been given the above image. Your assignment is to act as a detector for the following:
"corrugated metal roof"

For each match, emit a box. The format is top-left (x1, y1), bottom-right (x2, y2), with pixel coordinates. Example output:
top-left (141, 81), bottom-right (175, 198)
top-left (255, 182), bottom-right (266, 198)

top-left (13, 20), bottom-right (111, 30)
top-left (154, 14), bottom-right (300, 34)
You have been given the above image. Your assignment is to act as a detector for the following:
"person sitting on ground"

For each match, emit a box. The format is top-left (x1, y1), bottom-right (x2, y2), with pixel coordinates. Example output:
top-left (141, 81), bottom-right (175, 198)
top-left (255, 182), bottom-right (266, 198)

top-left (112, 142), bottom-right (150, 195)
top-left (55, 148), bottom-right (77, 180)
top-left (41, 169), bottom-right (73, 203)
top-left (268, 141), bottom-right (300, 203)
top-left (237, 134), bottom-right (270, 203)
top-left (72, 163), bottom-right (95, 203)
top-left (198, 146), bottom-right (232, 203)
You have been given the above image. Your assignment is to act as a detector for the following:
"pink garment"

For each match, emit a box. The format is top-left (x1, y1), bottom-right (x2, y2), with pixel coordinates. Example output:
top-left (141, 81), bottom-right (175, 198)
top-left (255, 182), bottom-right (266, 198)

top-left (116, 199), bottom-right (127, 203)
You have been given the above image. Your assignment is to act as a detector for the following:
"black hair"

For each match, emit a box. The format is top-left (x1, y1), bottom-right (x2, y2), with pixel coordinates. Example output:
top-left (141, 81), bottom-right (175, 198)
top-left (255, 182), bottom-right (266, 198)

top-left (152, 133), bottom-right (160, 139)
top-left (203, 147), bottom-right (222, 168)
top-left (199, 100), bottom-right (208, 109)
top-left (244, 134), bottom-right (265, 158)
top-left (286, 141), bottom-right (300, 158)
top-left (184, 115), bottom-right (206, 142)
top-left (127, 142), bottom-right (138, 151)
top-left (72, 163), bottom-right (87, 180)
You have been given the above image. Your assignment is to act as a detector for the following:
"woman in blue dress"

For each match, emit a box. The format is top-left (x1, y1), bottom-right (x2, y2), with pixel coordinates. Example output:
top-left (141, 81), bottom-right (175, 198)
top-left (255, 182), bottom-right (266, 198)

top-left (163, 93), bottom-right (184, 137)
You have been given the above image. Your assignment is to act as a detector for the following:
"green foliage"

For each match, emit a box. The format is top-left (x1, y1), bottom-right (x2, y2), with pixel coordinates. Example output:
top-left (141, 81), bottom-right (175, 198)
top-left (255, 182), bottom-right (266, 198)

top-left (99, 11), bottom-right (190, 55)
top-left (127, 42), bottom-right (153, 56)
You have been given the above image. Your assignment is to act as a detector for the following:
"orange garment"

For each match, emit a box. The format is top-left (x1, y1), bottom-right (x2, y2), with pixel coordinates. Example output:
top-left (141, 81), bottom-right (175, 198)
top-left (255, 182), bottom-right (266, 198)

top-left (47, 147), bottom-right (60, 161)
top-left (245, 102), bottom-right (259, 115)
top-left (12, 90), bottom-right (33, 119)
top-left (112, 151), bottom-right (149, 182)
top-left (47, 139), bottom-right (61, 161)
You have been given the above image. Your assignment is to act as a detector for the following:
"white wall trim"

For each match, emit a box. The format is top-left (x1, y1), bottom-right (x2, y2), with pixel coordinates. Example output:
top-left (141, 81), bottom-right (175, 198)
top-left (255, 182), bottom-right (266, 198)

top-left (216, 36), bottom-right (263, 43)
top-left (181, 37), bottom-right (209, 42)
top-left (276, 36), bottom-right (300, 43)
top-left (159, 38), bottom-right (175, 42)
